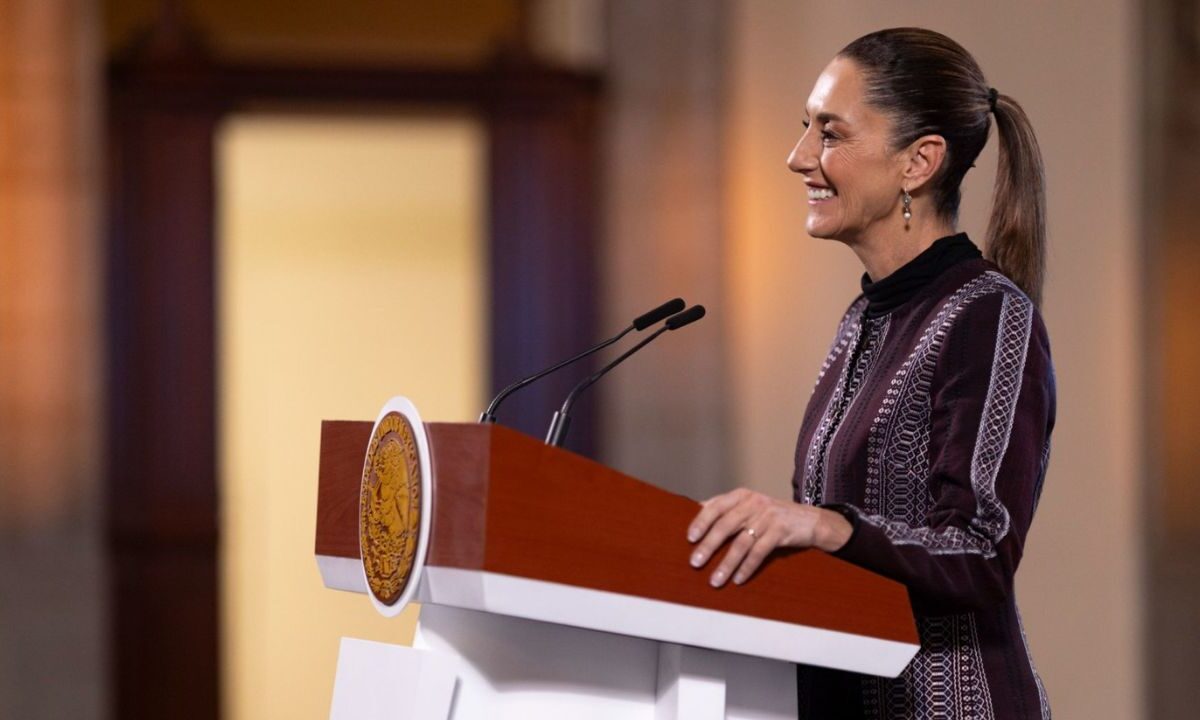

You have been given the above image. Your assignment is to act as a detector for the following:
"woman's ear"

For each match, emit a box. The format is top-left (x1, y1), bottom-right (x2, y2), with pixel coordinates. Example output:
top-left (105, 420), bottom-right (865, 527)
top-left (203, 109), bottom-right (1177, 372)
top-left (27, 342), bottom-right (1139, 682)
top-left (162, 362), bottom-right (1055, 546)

top-left (902, 134), bottom-right (948, 193)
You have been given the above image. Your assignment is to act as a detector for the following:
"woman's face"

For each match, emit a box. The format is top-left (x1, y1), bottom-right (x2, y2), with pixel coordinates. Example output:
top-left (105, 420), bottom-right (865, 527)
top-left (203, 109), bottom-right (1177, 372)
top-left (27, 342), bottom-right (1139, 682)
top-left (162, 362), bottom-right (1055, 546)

top-left (787, 57), bottom-right (907, 243)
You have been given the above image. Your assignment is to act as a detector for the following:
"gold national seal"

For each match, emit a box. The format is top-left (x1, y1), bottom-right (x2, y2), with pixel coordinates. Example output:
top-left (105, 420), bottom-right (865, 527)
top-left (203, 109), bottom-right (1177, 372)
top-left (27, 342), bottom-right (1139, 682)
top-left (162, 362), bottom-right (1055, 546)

top-left (359, 411), bottom-right (422, 607)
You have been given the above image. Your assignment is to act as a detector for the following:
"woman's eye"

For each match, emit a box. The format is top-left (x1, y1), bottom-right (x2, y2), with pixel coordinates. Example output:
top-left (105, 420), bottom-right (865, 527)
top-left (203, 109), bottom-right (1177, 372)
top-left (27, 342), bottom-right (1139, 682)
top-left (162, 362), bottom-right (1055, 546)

top-left (821, 131), bottom-right (836, 143)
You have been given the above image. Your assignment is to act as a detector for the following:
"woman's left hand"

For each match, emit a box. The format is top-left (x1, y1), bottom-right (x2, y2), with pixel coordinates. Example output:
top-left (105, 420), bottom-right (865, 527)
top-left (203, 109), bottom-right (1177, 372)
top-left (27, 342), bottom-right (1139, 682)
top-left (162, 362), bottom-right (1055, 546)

top-left (686, 488), bottom-right (853, 587)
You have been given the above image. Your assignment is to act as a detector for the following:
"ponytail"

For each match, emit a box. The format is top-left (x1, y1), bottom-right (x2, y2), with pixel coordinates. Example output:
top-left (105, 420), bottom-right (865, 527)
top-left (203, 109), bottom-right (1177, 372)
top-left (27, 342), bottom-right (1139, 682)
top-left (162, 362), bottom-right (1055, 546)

top-left (985, 93), bottom-right (1047, 307)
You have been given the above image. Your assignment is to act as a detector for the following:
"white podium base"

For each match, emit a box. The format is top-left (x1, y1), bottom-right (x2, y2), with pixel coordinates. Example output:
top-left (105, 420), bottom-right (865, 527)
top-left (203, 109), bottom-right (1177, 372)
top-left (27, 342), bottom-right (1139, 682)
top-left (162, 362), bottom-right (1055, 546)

top-left (329, 637), bottom-right (457, 720)
top-left (330, 605), bottom-right (797, 720)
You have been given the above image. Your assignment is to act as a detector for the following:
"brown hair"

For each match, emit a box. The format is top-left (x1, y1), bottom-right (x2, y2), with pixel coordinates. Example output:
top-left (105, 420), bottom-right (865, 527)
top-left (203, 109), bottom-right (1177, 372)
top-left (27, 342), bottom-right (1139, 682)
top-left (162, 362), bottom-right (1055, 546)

top-left (838, 28), bottom-right (1047, 306)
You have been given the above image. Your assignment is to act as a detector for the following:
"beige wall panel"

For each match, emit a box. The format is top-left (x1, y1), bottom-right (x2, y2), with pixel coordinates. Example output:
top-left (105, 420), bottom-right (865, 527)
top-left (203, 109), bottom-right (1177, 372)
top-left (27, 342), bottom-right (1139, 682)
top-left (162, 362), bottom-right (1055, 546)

top-left (218, 114), bottom-right (486, 720)
top-left (599, 0), bottom-right (731, 499)
top-left (726, 2), bottom-right (1142, 717)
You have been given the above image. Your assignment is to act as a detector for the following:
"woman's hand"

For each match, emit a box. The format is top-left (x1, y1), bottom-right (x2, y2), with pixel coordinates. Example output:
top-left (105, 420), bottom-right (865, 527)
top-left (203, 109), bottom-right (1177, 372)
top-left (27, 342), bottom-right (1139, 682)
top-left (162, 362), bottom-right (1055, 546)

top-left (686, 488), bottom-right (853, 587)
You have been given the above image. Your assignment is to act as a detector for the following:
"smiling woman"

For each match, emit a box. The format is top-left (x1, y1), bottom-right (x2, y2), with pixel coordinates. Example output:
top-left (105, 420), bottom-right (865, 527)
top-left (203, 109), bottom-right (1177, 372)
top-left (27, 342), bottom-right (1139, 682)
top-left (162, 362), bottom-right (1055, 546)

top-left (787, 58), bottom-right (931, 263)
top-left (690, 27), bottom-right (1053, 719)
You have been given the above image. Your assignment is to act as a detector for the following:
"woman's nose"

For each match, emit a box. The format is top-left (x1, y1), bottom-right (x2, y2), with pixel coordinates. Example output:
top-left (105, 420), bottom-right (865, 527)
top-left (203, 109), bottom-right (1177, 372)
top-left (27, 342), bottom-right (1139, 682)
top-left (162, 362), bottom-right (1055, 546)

top-left (787, 137), bottom-right (815, 174)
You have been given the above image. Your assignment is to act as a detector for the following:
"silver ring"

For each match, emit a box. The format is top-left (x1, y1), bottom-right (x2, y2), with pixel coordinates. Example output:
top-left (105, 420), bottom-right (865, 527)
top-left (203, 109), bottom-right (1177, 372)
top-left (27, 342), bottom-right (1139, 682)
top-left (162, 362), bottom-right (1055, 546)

top-left (745, 527), bottom-right (757, 539)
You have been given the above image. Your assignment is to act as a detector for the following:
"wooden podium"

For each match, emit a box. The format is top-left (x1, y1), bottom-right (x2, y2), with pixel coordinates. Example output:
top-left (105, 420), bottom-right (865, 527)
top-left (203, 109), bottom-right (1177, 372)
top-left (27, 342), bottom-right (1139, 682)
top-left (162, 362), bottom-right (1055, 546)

top-left (315, 415), bottom-right (918, 719)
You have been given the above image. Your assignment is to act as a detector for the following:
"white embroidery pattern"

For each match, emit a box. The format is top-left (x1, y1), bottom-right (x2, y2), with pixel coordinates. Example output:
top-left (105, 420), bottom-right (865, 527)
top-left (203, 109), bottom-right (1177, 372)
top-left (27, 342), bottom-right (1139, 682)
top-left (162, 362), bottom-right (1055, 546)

top-left (813, 297), bottom-right (868, 390)
top-left (864, 613), bottom-right (997, 719)
top-left (862, 274), bottom-right (998, 524)
top-left (860, 273), bottom-right (1033, 558)
top-left (1016, 607), bottom-right (1052, 719)
top-left (804, 312), bottom-right (889, 504)
top-left (1033, 437), bottom-right (1051, 514)
top-left (801, 299), bottom-right (866, 502)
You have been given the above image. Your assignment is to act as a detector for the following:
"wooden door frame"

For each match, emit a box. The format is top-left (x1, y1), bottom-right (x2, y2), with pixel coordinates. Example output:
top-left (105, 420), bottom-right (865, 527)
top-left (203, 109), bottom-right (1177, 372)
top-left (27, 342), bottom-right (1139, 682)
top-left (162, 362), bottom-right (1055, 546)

top-left (105, 54), bottom-right (602, 719)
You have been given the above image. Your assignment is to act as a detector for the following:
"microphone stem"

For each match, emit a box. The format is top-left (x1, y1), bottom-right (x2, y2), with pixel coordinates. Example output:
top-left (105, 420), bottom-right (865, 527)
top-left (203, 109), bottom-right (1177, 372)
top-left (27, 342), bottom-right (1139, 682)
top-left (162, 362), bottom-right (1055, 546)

top-left (480, 323), bottom-right (634, 422)
top-left (547, 326), bottom-right (669, 446)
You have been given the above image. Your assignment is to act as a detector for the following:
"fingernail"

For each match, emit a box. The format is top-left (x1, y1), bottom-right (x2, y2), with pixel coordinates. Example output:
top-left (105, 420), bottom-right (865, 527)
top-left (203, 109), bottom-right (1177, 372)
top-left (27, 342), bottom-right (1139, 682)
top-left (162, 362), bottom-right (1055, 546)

top-left (687, 528), bottom-right (699, 542)
top-left (710, 570), bottom-right (725, 587)
top-left (690, 551), bottom-right (704, 567)
top-left (733, 573), bottom-right (746, 585)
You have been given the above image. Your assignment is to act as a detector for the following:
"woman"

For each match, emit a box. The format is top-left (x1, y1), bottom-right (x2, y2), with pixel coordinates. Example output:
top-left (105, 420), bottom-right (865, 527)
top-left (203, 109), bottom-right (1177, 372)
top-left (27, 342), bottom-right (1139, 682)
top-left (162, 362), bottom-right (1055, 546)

top-left (686, 28), bottom-right (1055, 719)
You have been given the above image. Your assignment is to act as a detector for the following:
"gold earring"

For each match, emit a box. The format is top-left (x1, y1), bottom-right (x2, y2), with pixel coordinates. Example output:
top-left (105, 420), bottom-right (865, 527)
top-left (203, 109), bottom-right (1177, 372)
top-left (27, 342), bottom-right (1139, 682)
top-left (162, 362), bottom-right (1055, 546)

top-left (902, 189), bottom-right (912, 226)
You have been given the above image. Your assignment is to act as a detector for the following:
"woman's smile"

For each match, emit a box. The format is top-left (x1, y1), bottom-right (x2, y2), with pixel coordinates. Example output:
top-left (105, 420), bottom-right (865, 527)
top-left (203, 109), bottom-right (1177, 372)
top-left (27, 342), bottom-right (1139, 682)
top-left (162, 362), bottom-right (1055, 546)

top-left (807, 186), bottom-right (838, 204)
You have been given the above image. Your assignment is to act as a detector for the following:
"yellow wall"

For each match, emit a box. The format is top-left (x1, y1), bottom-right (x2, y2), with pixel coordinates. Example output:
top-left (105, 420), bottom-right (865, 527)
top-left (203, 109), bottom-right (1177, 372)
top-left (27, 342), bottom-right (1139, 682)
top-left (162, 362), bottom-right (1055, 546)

top-left (217, 114), bottom-right (487, 720)
top-left (725, 2), bottom-right (1143, 718)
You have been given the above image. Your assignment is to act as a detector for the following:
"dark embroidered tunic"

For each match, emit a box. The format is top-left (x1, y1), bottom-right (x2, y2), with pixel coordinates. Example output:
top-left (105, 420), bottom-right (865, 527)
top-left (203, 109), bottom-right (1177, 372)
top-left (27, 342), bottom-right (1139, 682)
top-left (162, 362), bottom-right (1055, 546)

top-left (792, 233), bottom-right (1055, 719)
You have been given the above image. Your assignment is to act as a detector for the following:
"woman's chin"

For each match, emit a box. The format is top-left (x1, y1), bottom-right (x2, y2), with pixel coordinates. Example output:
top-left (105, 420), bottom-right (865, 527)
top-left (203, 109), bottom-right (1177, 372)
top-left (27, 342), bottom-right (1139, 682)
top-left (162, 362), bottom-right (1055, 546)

top-left (805, 219), bottom-right (839, 240)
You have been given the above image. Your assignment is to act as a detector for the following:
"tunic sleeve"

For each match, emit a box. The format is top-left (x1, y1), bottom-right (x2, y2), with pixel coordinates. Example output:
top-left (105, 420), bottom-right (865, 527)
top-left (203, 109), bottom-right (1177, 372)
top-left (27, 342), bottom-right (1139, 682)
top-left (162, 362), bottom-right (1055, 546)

top-left (822, 289), bottom-right (1055, 615)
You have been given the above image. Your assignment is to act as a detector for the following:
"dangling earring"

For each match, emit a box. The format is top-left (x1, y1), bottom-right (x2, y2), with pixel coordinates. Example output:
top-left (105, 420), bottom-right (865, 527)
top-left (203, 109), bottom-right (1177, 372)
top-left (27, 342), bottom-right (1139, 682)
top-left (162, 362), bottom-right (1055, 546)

top-left (902, 188), bottom-right (912, 228)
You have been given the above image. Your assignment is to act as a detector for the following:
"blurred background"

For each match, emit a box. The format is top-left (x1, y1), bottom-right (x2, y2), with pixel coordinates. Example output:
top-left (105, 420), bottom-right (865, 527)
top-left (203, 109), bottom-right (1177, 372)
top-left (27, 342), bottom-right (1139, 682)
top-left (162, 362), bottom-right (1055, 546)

top-left (1, 0), bottom-right (1196, 717)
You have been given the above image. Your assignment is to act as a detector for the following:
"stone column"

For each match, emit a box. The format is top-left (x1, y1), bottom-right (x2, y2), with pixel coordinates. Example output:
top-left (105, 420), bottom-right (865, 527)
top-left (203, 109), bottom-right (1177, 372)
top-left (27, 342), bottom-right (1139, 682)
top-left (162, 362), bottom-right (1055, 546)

top-left (0, 0), bottom-right (103, 717)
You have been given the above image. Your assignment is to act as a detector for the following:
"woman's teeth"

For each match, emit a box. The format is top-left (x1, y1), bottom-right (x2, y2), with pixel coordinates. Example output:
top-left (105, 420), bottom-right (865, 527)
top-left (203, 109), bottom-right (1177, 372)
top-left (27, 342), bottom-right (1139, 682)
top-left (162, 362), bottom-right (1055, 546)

top-left (808, 187), bottom-right (837, 200)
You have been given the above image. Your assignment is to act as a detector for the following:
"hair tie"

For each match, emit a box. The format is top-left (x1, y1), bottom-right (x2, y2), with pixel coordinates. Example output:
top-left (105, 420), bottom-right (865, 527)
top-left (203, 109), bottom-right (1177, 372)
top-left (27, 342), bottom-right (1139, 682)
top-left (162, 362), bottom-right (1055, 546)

top-left (987, 87), bottom-right (999, 113)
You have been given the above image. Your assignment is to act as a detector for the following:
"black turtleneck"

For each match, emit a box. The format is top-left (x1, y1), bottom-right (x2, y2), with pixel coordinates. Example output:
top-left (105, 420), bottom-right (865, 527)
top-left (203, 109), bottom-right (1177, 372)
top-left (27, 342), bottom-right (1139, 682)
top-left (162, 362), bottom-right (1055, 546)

top-left (861, 232), bottom-right (982, 318)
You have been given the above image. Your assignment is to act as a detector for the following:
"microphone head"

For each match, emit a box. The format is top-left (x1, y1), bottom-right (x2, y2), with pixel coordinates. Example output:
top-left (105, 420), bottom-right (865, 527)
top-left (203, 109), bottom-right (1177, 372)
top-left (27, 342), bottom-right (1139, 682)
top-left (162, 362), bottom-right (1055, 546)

top-left (633, 297), bottom-right (686, 330)
top-left (665, 304), bottom-right (706, 330)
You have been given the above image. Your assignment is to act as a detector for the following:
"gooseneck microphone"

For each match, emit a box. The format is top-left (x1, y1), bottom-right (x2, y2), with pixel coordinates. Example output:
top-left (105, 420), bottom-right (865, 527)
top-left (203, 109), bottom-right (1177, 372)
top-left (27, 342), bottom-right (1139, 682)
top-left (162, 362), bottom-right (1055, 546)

top-left (545, 304), bottom-right (706, 447)
top-left (479, 298), bottom-right (686, 423)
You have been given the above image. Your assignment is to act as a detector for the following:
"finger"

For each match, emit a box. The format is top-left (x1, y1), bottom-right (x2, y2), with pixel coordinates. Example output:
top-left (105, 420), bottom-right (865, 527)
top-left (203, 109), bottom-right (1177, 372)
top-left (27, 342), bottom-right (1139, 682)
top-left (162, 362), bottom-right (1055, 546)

top-left (689, 499), bottom-right (756, 569)
top-left (732, 524), bottom-right (782, 585)
top-left (687, 490), bottom-right (743, 543)
top-left (710, 526), bottom-right (760, 587)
